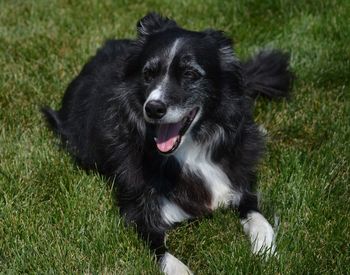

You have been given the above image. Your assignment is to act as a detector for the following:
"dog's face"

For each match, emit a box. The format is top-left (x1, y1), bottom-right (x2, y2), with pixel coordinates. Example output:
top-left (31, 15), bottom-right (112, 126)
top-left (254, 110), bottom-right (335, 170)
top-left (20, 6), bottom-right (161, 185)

top-left (141, 36), bottom-right (217, 154)
top-left (136, 13), bottom-right (241, 154)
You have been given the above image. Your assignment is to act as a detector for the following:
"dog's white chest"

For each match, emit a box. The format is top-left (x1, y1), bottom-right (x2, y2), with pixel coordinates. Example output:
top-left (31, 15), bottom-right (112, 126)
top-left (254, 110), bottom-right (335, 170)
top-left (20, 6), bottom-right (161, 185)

top-left (174, 137), bottom-right (241, 209)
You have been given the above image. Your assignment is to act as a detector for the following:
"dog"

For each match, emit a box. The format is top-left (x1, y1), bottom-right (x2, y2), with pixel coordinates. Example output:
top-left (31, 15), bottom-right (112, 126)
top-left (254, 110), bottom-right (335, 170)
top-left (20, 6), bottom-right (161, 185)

top-left (42, 13), bottom-right (292, 274)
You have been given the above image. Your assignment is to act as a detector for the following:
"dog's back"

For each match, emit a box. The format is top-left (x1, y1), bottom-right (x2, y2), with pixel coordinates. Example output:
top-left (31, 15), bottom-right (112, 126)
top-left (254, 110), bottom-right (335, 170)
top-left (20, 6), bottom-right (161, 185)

top-left (42, 39), bottom-right (141, 170)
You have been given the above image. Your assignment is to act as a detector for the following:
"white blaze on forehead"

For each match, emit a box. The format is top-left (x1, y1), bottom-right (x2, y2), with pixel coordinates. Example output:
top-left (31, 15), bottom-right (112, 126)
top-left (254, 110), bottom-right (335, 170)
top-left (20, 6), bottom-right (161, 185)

top-left (166, 38), bottom-right (181, 69)
top-left (145, 39), bottom-right (182, 101)
top-left (144, 39), bottom-right (182, 118)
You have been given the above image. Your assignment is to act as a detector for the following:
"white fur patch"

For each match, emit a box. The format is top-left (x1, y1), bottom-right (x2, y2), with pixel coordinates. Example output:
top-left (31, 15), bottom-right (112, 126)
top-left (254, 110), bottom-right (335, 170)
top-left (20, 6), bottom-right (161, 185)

top-left (219, 45), bottom-right (238, 67)
top-left (160, 252), bottom-right (193, 275)
top-left (190, 62), bottom-right (205, 76)
top-left (147, 86), bottom-right (163, 101)
top-left (240, 211), bottom-right (276, 255)
top-left (175, 134), bottom-right (241, 209)
top-left (161, 198), bottom-right (191, 225)
top-left (258, 124), bottom-right (268, 136)
top-left (161, 106), bottom-right (189, 123)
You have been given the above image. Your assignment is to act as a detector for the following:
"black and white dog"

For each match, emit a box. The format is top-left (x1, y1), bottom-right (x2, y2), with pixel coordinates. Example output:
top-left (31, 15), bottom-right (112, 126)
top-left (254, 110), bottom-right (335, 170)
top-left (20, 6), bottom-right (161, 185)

top-left (42, 13), bottom-right (292, 274)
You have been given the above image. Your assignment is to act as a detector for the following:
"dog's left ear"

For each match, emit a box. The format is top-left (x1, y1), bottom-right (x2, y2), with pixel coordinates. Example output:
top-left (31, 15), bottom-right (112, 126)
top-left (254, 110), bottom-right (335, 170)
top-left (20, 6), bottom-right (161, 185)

top-left (204, 29), bottom-right (239, 72)
top-left (137, 12), bottom-right (178, 37)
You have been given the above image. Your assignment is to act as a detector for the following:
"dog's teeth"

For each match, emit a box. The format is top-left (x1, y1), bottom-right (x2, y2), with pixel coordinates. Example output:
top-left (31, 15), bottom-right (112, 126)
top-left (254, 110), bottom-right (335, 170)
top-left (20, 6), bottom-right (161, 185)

top-left (154, 137), bottom-right (158, 142)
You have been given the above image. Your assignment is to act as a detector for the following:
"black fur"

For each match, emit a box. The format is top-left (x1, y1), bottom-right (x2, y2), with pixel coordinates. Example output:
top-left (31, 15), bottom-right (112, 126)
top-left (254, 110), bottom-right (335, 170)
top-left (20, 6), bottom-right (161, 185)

top-left (243, 49), bottom-right (293, 99)
top-left (42, 13), bottom-right (292, 272)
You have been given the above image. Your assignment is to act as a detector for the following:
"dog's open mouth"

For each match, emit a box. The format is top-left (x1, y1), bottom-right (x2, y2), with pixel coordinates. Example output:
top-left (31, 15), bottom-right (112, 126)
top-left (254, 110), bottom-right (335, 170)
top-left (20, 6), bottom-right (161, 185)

top-left (154, 108), bottom-right (198, 154)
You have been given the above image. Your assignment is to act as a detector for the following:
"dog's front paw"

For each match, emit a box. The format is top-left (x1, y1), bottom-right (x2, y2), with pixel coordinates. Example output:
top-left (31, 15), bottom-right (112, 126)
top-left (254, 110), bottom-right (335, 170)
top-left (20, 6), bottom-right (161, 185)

top-left (160, 252), bottom-right (193, 275)
top-left (241, 212), bottom-right (276, 257)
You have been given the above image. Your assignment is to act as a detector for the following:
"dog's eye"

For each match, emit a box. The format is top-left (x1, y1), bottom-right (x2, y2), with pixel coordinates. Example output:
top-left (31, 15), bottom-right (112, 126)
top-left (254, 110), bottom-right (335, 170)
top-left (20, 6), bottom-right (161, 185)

top-left (143, 68), bottom-right (157, 83)
top-left (183, 70), bottom-right (200, 80)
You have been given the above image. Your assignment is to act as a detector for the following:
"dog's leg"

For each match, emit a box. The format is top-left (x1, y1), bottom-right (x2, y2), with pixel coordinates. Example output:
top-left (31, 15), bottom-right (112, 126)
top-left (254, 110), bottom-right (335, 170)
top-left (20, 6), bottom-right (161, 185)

top-left (160, 251), bottom-right (193, 275)
top-left (238, 194), bottom-right (276, 256)
top-left (140, 229), bottom-right (193, 275)
top-left (122, 191), bottom-right (193, 274)
top-left (121, 189), bottom-right (193, 274)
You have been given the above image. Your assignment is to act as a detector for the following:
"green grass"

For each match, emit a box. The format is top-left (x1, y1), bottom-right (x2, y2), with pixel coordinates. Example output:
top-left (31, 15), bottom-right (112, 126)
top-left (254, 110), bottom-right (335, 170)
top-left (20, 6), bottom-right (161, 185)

top-left (1, 0), bottom-right (349, 273)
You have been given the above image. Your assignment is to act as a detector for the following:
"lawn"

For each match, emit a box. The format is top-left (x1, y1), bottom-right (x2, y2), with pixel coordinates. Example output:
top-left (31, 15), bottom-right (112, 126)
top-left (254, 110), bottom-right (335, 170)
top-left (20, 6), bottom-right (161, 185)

top-left (0, 0), bottom-right (349, 274)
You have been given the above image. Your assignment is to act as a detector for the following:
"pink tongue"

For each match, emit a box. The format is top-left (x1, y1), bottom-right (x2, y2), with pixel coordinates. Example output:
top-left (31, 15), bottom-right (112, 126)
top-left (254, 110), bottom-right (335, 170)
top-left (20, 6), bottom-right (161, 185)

top-left (155, 121), bottom-right (183, 153)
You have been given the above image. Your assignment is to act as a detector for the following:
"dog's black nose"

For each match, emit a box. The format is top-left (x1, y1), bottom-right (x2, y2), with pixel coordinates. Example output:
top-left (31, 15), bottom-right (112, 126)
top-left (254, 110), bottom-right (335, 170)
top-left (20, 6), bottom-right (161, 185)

top-left (145, 100), bottom-right (167, 119)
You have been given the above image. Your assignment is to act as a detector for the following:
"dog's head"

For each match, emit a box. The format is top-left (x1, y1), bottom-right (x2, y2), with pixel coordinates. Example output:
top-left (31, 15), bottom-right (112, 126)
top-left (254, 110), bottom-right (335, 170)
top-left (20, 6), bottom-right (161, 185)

top-left (136, 13), bottom-right (242, 154)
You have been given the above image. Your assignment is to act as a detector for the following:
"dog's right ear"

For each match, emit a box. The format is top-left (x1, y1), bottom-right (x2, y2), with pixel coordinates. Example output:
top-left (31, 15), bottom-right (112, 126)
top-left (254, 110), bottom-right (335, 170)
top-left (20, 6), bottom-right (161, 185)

top-left (137, 12), bottom-right (177, 38)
